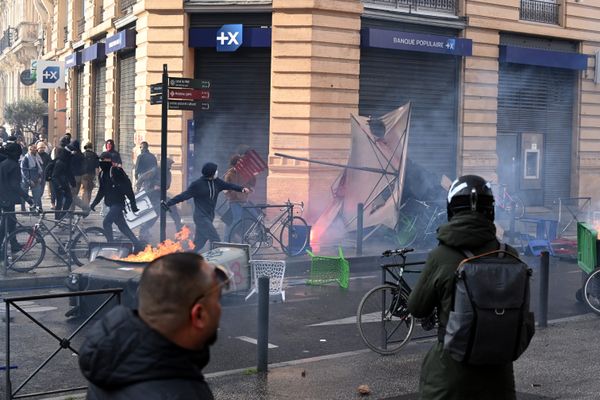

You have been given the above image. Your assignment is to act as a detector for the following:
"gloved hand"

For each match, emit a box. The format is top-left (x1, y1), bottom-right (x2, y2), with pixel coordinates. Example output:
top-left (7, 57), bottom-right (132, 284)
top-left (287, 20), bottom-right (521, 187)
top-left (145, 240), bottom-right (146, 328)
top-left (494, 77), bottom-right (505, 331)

top-left (131, 204), bottom-right (140, 213)
top-left (161, 200), bottom-right (171, 212)
top-left (90, 204), bottom-right (96, 212)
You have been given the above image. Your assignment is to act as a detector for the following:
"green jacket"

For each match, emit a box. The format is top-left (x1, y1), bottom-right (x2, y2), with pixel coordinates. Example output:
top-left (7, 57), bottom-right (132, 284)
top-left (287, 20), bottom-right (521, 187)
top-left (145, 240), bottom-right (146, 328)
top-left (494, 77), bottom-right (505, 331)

top-left (407, 212), bottom-right (516, 400)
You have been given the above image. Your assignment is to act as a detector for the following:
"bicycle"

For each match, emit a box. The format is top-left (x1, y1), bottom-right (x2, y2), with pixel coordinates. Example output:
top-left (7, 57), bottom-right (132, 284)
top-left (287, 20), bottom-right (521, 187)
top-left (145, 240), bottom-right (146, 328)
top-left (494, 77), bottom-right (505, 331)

top-left (227, 200), bottom-right (308, 256)
top-left (356, 248), bottom-right (435, 355)
top-left (395, 199), bottom-right (447, 248)
top-left (2, 209), bottom-right (106, 273)
top-left (582, 268), bottom-right (600, 315)
top-left (492, 183), bottom-right (525, 219)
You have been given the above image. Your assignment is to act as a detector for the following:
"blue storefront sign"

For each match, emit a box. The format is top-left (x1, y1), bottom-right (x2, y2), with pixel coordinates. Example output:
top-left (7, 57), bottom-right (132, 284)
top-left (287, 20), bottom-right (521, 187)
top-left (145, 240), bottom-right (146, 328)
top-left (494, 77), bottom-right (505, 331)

top-left (82, 43), bottom-right (106, 63)
top-left (499, 45), bottom-right (588, 70)
top-left (361, 28), bottom-right (472, 57)
top-left (65, 51), bottom-right (82, 68)
top-left (106, 29), bottom-right (136, 54)
top-left (189, 26), bottom-right (271, 49)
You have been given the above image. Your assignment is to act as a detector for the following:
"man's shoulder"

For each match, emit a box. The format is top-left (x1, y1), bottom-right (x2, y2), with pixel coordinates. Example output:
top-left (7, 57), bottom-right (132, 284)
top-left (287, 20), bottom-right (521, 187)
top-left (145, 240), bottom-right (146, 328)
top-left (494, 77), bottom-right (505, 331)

top-left (89, 379), bottom-right (213, 400)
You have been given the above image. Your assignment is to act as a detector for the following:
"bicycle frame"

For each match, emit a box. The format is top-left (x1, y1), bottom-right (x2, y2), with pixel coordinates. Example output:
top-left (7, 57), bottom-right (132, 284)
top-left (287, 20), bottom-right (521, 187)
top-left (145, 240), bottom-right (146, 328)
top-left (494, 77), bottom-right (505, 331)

top-left (242, 201), bottom-right (302, 251)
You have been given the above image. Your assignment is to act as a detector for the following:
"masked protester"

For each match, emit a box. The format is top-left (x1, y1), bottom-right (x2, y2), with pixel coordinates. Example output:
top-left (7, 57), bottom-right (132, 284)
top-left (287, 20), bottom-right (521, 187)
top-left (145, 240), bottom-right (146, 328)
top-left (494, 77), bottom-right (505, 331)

top-left (90, 156), bottom-right (144, 252)
top-left (162, 162), bottom-right (249, 251)
top-left (0, 143), bottom-right (33, 257)
top-left (100, 139), bottom-right (122, 167)
top-left (51, 148), bottom-right (76, 220)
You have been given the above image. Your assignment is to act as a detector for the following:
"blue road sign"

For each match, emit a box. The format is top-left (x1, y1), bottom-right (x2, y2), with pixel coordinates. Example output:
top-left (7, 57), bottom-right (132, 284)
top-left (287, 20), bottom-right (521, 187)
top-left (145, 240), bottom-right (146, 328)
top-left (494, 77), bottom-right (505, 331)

top-left (216, 24), bottom-right (243, 52)
top-left (42, 66), bottom-right (60, 84)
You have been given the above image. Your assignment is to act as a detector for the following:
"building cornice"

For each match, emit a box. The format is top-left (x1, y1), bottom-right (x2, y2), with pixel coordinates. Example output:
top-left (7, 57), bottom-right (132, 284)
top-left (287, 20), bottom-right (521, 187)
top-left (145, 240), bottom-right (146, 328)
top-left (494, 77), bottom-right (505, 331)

top-left (363, 7), bottom-right (467, 30)
top-left (184, 1), bottom-right (272, 13)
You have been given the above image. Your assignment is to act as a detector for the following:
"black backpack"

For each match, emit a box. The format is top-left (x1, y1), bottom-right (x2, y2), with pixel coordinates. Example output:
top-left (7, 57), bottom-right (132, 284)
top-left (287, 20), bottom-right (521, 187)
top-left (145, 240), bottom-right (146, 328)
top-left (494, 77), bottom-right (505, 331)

top-left (44, 160), bottom-right (55, 182)
top-left (443, 244), bottom-right (535, 365)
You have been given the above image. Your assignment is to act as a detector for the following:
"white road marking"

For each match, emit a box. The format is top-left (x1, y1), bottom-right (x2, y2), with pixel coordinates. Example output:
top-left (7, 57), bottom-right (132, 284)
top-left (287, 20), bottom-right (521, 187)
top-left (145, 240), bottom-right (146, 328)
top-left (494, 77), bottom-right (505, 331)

top-left (235, 336), bottom-right (278, 348)
top-left (0, 301), bottom-right (57, 314)
top-left (309, 312), bottom-right (383, 327)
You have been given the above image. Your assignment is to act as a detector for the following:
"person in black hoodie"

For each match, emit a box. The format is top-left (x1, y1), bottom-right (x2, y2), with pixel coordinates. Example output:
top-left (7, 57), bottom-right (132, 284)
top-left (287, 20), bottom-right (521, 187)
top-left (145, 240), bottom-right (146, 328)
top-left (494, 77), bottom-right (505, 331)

top-left (51, 147), bottom-right (76, 220)
top-left (100, 139), bottom-right (122, 167)
top-left (66, 140), bottom-right (90, 213)
top-left (163, 162), bottom-right (249, 251)
top-left (0, 143), bottom-right (33, 255)
top-left (90, 156), bottom-right (143, 250)
top-left (79, 252), bottom-right (229, 399)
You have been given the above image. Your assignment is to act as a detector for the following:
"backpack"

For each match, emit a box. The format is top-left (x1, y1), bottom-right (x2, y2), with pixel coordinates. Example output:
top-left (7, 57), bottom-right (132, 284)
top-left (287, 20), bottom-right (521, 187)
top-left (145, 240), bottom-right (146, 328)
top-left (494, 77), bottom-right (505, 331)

top-left (44, 160), bottom-right (55, 182)
top-left (443, 244), bottom-right (535, 365)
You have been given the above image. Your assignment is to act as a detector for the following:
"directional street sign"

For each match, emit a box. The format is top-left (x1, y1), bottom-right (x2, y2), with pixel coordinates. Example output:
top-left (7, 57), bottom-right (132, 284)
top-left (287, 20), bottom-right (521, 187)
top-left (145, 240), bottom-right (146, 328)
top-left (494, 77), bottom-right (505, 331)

top-left (168, 78), bottom-right (210, 89)
top-left (168, 88), bottom-right (210, 100)
top-left (150, 83), bottom-right (162, 94)
top-left (168, 100), bottom-right (210, 111)
top-left (150, 94), bottom-right (162, 105)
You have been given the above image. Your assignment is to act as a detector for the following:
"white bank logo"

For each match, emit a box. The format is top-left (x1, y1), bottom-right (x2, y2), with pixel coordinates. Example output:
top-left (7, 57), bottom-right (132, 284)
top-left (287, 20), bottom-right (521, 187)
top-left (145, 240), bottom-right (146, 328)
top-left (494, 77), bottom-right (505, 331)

top-left (216, 24), bottom-right (243, 52)
top-left (36, 60), bottom-right (65, 89)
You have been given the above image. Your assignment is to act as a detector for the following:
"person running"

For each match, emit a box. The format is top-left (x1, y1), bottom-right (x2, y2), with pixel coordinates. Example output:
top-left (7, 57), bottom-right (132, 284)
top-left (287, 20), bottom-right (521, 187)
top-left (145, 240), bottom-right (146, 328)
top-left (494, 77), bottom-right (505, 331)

top-left (163, 162), bottom-right (249, 251)
top-left (81, 142), bottom-right (99, 207)
top-left (90, 155), bottom-right (144, 251)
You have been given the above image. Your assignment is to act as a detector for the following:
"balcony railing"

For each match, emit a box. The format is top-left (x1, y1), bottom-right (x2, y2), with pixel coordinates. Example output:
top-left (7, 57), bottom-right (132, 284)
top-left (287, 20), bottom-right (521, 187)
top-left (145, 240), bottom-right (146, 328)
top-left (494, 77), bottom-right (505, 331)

top-left (520, 0), bottom-right (560, 25)
top-left (63, 26), bottom-right (69, 44)
top-left (120, 0), bottom-right (137, 16)
top-left (0, 28), bottom-right (13, 53)
top-left (363, 0), bottom-right (457, 15)
top-left (76, 17), bottom-right (85, 40)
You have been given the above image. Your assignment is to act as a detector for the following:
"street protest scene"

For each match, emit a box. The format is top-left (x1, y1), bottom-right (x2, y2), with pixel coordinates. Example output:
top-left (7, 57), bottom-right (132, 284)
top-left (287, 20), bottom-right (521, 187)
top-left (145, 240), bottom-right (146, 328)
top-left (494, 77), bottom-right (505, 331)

top-left (1, 0), bottom-right (600, 399)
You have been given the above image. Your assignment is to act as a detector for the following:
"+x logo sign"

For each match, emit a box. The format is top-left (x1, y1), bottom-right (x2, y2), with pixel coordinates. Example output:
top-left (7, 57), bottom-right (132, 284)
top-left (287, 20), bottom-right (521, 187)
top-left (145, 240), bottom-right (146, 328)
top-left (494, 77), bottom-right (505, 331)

top-left (216, 24), bottom-right (243, 52)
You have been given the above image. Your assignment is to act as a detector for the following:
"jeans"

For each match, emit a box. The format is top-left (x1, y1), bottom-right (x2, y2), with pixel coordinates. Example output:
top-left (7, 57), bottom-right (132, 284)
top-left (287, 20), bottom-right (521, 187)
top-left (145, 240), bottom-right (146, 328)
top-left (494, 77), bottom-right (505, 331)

top-left (103, 204), bottom-right (143, 249)
top-left (193, 215), bottom-right (220, 251)
top-left (52, 182), bottom-right (72, 220)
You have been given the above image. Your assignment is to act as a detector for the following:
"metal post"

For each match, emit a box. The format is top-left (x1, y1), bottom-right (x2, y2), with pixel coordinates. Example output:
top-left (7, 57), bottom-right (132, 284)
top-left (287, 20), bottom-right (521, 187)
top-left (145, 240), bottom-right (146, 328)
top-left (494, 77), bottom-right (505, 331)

top-left (539, 251), bottom-right (549, 328)
top-left (67, 212), bottom-right (73, 272)
top-left (2, 211), bottom-right (7, 277)
top-left (257, 276), bottom-right (269, 373)
top-left (288, 204), bottom-right (293, 255)
top-left (356, 203), bottom-right (364, 256)
top-left (6, 300), bottom-right (11, 400)
top-left (159, 64), bottom-right (168, 243)
top-left (509, 200), bottom-right (516, 245)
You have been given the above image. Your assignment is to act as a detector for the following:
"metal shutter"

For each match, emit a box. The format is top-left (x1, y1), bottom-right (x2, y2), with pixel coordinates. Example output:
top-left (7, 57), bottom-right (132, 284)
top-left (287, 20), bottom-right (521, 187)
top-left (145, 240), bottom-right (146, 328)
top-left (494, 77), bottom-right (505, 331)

top-left (75, 67), bottom-right (84, 139)
top-left (359, 48), bottom-right (459, 181)
top-left (117, 52), bottom-right (136, 175)
top-left (192, 47), bottom-right (271, 203)
top-left (93, 60), bottom-right (106, 153)
top-left (497, 63), bottom-right (575, 207)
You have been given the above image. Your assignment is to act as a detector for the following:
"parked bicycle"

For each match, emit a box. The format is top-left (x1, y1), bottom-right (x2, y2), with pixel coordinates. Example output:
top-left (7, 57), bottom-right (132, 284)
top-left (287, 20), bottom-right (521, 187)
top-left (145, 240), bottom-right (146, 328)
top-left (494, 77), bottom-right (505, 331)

top-left (582, 267), bottom-right (600, 315)
top-left (2, 209), bottom-right (106, 273)
top-left (356, 248), bottom-right (436, 355)
top-left (492, 183), bottom-right (525, 218)
top-left (395, 199), bottom-right (447, 248)
top-left (227, 200), bottom-right (308, 256)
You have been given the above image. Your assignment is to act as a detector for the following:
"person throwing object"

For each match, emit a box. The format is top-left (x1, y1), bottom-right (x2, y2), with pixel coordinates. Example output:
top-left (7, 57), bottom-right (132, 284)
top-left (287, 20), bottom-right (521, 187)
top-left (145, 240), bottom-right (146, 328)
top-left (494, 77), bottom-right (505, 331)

top-left (162, 162), bottom-right (249, 251)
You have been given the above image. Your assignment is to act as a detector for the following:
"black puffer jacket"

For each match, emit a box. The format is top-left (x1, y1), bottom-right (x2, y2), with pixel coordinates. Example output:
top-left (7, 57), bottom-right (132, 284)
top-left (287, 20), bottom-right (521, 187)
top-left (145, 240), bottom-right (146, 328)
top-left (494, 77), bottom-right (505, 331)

top-left (79, 306), bottom-right (214, 400)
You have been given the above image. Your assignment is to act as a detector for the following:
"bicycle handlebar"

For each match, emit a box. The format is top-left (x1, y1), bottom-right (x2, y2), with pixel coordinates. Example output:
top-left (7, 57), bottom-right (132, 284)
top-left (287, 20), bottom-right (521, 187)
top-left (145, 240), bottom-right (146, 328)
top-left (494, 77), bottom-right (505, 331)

top-left (382, 248), bottom-right (414, 257)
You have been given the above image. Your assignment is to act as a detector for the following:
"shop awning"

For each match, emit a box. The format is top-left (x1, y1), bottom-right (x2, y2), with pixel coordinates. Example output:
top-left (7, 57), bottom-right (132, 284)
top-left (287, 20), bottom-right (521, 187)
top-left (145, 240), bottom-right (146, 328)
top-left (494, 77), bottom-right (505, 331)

top-left (499, 45), bottom-right (588, 70)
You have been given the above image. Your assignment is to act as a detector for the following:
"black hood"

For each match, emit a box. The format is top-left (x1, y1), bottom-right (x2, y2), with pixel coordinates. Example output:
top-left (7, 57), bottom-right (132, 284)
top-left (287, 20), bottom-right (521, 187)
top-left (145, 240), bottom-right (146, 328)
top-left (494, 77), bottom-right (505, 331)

top-left (436, 211), bottom-right (497, 249)
top-left (56, 147), bottom-right (71, 161)
top-left (99, 160), bottom-right (112, 172)
top-left (4, 143), bottom-right (21, 160)
top-left (79, 306), bottom-right (210, 389)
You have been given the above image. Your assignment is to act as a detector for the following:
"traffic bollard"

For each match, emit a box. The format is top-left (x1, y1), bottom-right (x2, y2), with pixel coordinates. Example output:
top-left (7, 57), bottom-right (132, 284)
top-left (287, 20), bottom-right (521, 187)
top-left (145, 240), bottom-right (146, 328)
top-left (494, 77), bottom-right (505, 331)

top-left (538, 251), bottom-right (549, 328)
top-left (356, 203), bottom-right (364, 256)
top-left (257, 276), bottom-right (270, 373)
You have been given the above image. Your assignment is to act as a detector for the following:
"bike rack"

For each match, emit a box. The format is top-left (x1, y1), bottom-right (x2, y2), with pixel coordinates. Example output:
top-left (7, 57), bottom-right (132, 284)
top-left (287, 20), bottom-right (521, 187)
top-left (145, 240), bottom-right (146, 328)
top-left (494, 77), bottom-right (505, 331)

top-left (3, 288), bottom-right (123, 400)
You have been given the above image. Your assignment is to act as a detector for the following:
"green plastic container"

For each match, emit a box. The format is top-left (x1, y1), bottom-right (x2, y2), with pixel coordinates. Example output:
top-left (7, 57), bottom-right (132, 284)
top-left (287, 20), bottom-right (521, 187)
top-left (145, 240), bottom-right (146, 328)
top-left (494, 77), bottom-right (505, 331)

top-left (306, 247), bottom-right (350, 289)
top-left (577, 222), bottom-right (598, 274)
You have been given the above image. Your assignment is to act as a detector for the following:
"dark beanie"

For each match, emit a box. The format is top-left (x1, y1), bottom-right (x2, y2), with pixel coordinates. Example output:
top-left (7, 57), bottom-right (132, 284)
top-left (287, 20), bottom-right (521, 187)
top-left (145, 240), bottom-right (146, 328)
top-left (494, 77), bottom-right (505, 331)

top-left (201, 162), bottom-right (218, 177)
top-left (60, 136), bottom-right (70, 147)
top-left (5, 143), bottom-right (21, 159)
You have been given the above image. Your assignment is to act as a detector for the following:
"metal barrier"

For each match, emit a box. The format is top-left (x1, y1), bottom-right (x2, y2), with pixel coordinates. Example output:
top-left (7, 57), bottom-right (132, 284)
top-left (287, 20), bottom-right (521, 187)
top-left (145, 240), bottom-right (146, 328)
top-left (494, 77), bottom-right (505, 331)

top-left (3, 288), bottom-right (123, 400)
top-left (557, 197), bottom-right (591, 236)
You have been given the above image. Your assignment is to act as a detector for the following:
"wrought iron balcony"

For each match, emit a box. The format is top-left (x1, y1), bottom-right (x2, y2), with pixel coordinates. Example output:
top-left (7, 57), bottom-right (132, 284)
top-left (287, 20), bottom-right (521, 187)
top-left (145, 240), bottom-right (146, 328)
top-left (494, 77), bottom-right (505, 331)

top-left (76, 17), bottom-right (85, 40)
top-left (0, 28), bottom-right (13, 53)
top-left (520, 0), bottom-right (560, 25)
top-left (120, 0), bottom-right (137, 16)
top-left (63, 26), bottom-right (69, 44)
top-left (363, 0), bottom-right (458, 15)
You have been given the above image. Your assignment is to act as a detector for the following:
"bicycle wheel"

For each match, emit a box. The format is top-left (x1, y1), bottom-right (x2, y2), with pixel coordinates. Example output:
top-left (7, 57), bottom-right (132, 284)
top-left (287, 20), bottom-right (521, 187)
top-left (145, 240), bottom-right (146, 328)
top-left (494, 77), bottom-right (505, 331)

top-left (279, 216), bottom-right (309, 256)
top-left (228, 218), bottom-right (265, 255)
top-left (583, 268), bottom-right (600, 315)
top-left (71, 227), bottom-right (107, 266)
top-left (357, 284), bottom-right (415, 355)
top-left (5, 227), bottom-right (46, 273)
top-left (505, 196), bottom-right (526, 219)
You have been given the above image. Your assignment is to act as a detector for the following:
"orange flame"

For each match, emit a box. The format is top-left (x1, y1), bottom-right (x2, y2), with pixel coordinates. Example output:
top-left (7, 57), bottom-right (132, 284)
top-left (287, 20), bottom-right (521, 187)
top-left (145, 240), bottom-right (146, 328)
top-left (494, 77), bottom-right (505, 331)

top-left (119, 226), bottom-right (195, 262)
top-left (594, 221), bottom-right (600, 240)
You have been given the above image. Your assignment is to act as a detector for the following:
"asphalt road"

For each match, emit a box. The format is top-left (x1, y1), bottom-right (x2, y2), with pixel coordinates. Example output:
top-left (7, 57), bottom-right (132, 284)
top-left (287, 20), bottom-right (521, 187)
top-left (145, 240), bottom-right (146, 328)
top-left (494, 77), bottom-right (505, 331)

top-left (0, 253), bottom-right (587, 398)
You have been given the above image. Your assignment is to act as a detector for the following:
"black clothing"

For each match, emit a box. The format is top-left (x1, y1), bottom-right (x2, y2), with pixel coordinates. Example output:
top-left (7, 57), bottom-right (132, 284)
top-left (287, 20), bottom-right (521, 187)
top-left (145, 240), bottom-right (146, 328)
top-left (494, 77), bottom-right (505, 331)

top-left (68, 141), bottom-right (85, 177)
top-left (51, 149), bottom-right (76, 190)
top-left (91, 166), bottom-right (137, 209)
top-left (168, 177), bottom-right (243, 221)
top-left (99, 150), bottom-right (122, 166)
top-left (82, 149), bottom-right (99, 175)
top-left (79, 306), bottom-right (214, 400)
top-left (103, 204), bottom-right (141, 246)
top-left (0, 157), bottom-right (30, 207)
top-left (134, 150), bottom-right (157, 180)
top-left (52, 181), bottom-right (72, 220)
top-left (38, 151), bottom-right (51, 171)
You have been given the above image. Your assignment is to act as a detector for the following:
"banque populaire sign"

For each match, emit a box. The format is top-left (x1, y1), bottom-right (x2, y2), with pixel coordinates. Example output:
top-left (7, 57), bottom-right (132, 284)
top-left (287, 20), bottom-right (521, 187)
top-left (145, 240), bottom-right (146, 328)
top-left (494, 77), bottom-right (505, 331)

top-left (362, 28), bottom-right (472, 57)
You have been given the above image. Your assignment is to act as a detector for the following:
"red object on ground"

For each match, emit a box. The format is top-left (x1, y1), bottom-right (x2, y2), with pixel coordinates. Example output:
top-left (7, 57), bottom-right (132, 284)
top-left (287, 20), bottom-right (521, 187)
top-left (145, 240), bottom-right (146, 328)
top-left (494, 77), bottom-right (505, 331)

top-left (235, 150), bottom-right (267, 182)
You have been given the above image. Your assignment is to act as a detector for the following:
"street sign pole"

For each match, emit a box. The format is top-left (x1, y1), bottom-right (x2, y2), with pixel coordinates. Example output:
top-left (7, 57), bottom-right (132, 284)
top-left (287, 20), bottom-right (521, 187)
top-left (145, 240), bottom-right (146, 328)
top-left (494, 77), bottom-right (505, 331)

top-left (160, 64), bottom-right (168, 242)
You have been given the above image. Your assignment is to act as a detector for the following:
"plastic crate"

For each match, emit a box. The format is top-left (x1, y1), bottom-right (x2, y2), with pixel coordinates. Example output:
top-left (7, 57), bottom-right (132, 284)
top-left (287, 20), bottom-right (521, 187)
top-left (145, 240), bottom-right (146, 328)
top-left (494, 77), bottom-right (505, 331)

top-left (306, 247), bottom-right (350, 289)
top-left (577, 222), bottom-right (598, 274)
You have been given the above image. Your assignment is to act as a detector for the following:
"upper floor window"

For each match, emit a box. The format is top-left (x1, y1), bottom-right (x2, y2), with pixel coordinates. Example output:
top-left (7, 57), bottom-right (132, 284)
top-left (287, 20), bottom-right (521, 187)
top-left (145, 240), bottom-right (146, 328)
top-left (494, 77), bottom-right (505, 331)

top-left (520, 0), bottom-right (560, 25)
top-left (363, 0), bottom-right (458, 16)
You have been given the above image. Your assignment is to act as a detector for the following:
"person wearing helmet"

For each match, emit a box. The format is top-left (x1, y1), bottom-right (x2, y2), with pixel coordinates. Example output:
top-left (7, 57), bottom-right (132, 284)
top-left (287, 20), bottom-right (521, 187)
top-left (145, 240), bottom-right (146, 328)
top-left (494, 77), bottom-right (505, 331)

top-left (163, 162), bottom-right (250, 251)
top-left (0, 143), bottom-right (33, 257)
top-left (407, 175), bottom-right (518, 400)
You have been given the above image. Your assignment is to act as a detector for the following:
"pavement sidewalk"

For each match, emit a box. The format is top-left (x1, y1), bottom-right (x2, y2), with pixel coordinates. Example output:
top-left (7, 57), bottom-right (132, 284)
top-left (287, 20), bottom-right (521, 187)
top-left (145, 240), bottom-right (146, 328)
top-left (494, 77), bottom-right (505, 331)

top-left (206, 313), bottom-right (599, 400)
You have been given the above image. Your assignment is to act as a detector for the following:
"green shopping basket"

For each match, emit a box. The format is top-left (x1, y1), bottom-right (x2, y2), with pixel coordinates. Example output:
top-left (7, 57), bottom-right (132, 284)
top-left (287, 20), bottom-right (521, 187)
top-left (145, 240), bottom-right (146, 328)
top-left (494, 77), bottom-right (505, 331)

top-left (306, 247), bottom-right (350, 289)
